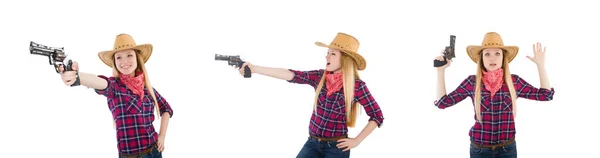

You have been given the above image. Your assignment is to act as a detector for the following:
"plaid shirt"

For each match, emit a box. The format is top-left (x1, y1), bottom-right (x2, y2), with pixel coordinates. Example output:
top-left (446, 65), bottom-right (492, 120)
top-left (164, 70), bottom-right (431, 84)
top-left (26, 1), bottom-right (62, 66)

top-left (95, 75), bottom-right (174, 155)
top-left (435, 74), bottom-right (554, 145)
top-left (287, 69), bottom-right (384, 138)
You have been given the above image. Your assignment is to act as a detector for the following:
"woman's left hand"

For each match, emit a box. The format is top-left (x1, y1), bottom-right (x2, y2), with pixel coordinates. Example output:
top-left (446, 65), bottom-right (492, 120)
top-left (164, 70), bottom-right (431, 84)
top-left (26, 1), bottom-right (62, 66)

top-left (157, 134), bottom-right (166, 152)
top-left (336, 138), bottom-right (362, 152)
top-left (527, 42), bottom-right (546, 67)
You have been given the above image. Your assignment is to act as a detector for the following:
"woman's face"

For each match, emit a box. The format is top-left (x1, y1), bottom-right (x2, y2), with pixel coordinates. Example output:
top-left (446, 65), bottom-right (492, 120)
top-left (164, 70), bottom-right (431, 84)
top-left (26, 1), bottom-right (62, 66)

top-left (114, 49), bottom-right (138, 76)
top-left (325, 48), bottom-right (342, 72)
top-left (482, 48), bottom-right (503, 71)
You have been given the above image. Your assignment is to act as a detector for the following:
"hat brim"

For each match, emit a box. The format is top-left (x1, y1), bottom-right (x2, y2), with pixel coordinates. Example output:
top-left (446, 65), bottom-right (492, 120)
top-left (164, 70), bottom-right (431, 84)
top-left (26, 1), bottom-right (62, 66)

top-left (466, 45), bottom-right (519, 64)
top-left (315, 42), bottom-right (366, 70)
top-left (98, 44), bottom-right (153, 68)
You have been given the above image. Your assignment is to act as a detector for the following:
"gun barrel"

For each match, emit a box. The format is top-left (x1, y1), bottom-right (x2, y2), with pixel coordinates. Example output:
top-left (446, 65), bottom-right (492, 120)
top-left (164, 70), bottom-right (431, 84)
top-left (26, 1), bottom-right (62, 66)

top-left (215, 54), bottom-right (234, 61)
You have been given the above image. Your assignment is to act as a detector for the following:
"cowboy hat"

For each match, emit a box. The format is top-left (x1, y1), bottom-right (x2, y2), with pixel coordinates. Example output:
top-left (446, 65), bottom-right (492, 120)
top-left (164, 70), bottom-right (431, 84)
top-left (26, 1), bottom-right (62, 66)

top-left (315, 32), bottom-right (366, 70)
top-left (98, 33), bottom-right (153, 67)
top-left (466, 32), bottom-right (519, 63)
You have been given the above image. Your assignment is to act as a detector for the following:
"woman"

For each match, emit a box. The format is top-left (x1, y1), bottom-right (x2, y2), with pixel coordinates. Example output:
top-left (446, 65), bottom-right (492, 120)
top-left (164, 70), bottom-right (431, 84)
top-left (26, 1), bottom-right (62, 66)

top-left (236, 32), bottom-right (384, 158)
top-left (434, 32), bottom-right (555, 158)
top-left (59, 33), bottom-right (173, 158)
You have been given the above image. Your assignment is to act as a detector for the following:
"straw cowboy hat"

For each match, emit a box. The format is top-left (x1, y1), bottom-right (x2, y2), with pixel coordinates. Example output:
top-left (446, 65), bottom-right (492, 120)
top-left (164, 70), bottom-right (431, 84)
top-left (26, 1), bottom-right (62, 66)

top-left (466, 32), bottom-right (519, 63)
top-left (98, 33), bottom-right (153, 67)
top-left (315, 32), bottom-right (367, 70)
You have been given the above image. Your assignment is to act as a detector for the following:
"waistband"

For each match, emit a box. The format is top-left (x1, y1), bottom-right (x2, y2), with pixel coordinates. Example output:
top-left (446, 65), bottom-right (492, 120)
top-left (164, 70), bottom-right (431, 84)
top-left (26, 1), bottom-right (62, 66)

top-left (309, 134), bottom-right (348, 142)
top-left (471, 138), bottom-right (515, 149)
top-left (118, 143), bottom-right (157, 158)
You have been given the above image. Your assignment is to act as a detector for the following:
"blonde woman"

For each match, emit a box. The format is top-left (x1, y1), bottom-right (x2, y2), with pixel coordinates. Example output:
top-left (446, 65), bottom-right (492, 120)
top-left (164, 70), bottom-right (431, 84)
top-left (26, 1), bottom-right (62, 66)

top-left (59, 34), bottom-right (173, 158)
top-left (236, 33), bottom-right (384, 158)
top-left (434, 32), bottom-right (555, 158)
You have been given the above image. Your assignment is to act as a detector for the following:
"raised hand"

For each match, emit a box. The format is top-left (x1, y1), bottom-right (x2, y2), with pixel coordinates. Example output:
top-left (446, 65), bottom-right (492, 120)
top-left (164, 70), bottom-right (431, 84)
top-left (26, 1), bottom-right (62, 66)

top-left (527, 42), bottom-right (546, 67)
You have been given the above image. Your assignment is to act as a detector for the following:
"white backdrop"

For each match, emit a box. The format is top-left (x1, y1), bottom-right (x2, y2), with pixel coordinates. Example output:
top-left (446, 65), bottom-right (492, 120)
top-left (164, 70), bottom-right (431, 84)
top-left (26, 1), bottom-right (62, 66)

top-left (1, 0), bottom-right (598, 157)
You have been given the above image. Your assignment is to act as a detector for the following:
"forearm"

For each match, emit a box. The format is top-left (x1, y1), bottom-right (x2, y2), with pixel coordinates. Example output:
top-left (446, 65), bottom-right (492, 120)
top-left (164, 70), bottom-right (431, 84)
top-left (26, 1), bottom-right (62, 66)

top-left (252, 65), bottom-right (294, 81)
top-left (355, 121), bottom-right (378, 142)
top-left (436, 70), bottom-right (447, 99)
top-left (78, 72), bottom-right (108, 90)
top-left (159, 112), bottom-right (171, 135)
top-left (537, 65), bottom-right (551, 89)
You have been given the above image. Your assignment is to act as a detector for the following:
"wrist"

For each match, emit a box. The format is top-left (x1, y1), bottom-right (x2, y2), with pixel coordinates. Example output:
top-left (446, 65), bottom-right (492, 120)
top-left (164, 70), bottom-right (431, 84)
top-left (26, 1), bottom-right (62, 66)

top-left (536, 64), bottom-right (546, 69)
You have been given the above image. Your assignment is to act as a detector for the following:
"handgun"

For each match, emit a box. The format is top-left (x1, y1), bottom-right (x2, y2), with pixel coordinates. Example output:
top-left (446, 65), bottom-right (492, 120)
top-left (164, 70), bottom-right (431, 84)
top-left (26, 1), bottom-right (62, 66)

top-left (215, 54), bottom-right (252, 78)
top-left (29, 41), bottom-right (80, 86)
top-left (434, 35), bottom-right (456, 67)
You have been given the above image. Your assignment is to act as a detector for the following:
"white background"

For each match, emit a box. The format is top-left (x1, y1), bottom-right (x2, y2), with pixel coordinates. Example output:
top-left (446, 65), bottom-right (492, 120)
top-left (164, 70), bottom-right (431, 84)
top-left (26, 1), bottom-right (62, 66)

top-left (1, 0), bottom-right (598, 157)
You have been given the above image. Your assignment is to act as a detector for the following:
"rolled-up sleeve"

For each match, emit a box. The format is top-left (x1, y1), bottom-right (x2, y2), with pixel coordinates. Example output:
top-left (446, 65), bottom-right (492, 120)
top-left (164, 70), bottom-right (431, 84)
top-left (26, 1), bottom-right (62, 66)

top-left (354, 80), bottom-right (384, 127)
top-left (512, 74), bottom-right (555, 101)
top-left (435, 75), bottom-right (474, 109)
top-left (94, 75), bottom-right (116, 98)
top-left (153, 88), bottom-right (173, 118)
top-left (286, 69), bottom-right (324, 89)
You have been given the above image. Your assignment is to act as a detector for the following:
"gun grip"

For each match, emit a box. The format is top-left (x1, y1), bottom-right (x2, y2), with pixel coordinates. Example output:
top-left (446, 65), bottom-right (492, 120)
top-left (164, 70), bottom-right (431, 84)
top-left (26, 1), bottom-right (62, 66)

top-left (434, 58), bottom-right (447, 67)
top-left (64, 60), bottom-right (81, 87)
top-left (243, 64), bottom-right (252, 78)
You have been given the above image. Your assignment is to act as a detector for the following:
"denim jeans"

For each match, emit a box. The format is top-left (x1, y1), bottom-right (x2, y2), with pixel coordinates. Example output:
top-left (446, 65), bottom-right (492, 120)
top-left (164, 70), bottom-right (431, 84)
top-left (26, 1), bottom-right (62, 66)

top-left (470, 140), bottom-right (517, 158)
top-left (296, 136), bottom-right (350, 158)
top-left (119, 145), bottom-right (162, 158)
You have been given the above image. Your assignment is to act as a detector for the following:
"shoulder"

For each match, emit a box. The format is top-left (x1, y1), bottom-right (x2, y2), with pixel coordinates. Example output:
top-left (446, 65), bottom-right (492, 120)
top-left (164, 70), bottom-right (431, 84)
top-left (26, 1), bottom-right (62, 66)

top-left (465, 75), bottom-right (476, 83)
top-left (510, 74), bottom-right (522, 81)
top-left (354, 78), bottom-right (367, 88)
top-left (98, 75), bottom-right (119, 84)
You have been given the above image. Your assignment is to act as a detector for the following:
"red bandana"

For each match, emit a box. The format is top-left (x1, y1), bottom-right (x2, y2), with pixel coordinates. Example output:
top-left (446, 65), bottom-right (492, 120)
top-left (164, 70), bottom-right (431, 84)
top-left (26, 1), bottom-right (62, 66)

top-left (325, 72), bottom-right (343, 96)
top-left (482, 68), bottom-right (504, 96)
top-left (119, 71), bottom-right (145, 99)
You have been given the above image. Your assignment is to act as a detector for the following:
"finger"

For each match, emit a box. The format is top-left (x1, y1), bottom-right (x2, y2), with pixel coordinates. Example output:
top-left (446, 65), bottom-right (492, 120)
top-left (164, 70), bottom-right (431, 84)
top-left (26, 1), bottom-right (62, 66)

top-left (543, 46), bottom-right (546, 54)
top-left (337, 138), bottom-right (347, 143)
top-left (72, 61), bottom-right (79, 71)
top-left (65, 79), bottom-right (75, 86)
top-left (343, 147), bottom-right (350, 152)
top-left (58, 65), bottom-right (64, 73)
top-left (526, 56), bottom-right (533, 61)
top-left (336, 142), bottom-right (344, 147)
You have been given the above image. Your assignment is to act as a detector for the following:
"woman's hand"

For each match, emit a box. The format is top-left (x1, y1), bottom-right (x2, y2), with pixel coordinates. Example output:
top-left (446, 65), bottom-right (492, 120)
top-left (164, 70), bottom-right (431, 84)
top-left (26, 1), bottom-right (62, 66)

top-left (527, 42), bottom-right (546, 67)
top-left (58, 61), bottom-right (79, 86)
top-left (237, 62), bottom-right (254, 77)
top-left (434, 55), bottom-right (451, 71)
top-left (157, 133), bottom-right (166, 152)
top-left (336, 138), bottom-right (362, 152)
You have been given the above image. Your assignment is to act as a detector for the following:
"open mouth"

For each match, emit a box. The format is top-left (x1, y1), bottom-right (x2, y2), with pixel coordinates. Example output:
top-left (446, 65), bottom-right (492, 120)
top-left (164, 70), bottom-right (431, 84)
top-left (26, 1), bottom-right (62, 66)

top-left (490, 63), bottom-right (497, 67)
top-left (327, 62), bottom-right (331, 66)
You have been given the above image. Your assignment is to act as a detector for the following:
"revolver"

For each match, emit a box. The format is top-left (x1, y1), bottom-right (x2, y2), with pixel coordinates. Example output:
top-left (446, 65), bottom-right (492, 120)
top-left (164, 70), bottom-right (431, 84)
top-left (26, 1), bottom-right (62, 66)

top-left (215, 54), bottom-right (252, 78)
top-left (29, 41), bottom-right (80, 86)
top-left (434, 35), bottom-right (456, 67)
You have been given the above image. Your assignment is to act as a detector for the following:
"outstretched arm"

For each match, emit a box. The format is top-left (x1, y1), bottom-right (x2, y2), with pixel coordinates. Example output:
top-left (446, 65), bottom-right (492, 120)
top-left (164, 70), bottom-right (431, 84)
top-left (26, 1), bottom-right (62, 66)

top-left (59, 61), bottom-right (108, 90)
top-left (238, 62), bottom-right (294, 81)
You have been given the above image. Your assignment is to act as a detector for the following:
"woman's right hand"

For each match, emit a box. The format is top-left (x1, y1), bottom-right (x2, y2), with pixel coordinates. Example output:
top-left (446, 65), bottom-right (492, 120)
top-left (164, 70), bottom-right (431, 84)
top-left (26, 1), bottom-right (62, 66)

top-left (58, 61), bottom-right (79, 86)
top-left (237, 62), bottom-right (254, 77)
top-left (435, 55), bottom-right (451, 71)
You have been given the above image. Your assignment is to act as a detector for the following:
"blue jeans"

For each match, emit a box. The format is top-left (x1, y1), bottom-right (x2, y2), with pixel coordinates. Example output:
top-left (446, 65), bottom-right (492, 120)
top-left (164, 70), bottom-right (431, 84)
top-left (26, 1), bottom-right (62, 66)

top-left (119, 145), bottom-right (162, 158)
top-left (470, 140), bottom-right (517, 158)
top-left (296, 137), bottom-right (350, 158)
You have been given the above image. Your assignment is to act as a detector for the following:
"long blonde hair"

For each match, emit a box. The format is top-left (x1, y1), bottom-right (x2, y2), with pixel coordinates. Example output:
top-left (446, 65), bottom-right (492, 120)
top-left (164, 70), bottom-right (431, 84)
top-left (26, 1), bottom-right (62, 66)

top-left (473, 50), bottom-right (517, 124)
top-left (312, 53), bottom-right (361, 127)
top-left (111, 50), bottom-right (160, 119)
